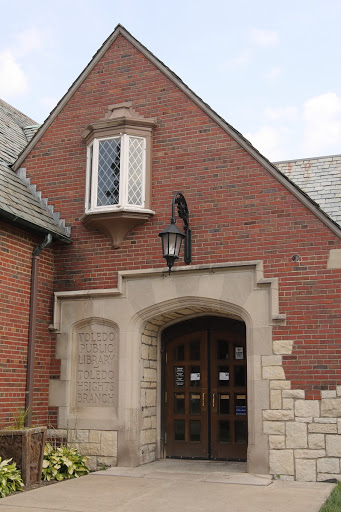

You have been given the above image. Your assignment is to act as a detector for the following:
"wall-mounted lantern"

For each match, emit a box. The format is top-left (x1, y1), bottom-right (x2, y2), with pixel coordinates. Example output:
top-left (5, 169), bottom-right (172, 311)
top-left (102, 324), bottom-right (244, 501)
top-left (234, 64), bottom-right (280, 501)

top-left (159, 192), bottom-right (191, 274)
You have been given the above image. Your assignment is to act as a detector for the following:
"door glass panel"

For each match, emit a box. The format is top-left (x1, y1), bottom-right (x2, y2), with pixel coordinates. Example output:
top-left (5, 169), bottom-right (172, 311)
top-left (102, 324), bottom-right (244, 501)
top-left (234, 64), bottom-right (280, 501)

top-left (219, 394), bottom-right (230, 414)
top-left (217, 340), bottom-right (229, 360)
top-left (174, 344), bottom-right (184, 361)
top-left (234, 346), bottom-right (244, 360)
top-left (174, 393), bottom-right (185, 414)
top-left (235, 421), bottom-right (247, 443)
top-left (174, 366), bottom-right (185, 387)
top-left (219, 421), bottom-right (230, 443)
top-left (190, 393), bottom-right (201, 414)
top-left (234, 366), bottom-right (246, 387)
top-left (190, 340), bottom-right (200, 361)
top-left (190, 420), bottom-right (201, 442)
top-left (174, 420), bottom-right (185, 441)
top-left (235, 394), bottom-right (247, 416)
top-left (190, 366), bottom-right (200, 387)
top-left (218, 366), bottom-right (230, 386)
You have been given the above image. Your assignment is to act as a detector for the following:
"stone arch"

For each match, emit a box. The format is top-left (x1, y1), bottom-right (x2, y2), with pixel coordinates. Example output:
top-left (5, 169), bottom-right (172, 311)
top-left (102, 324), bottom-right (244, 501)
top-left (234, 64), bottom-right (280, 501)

top-left (135, 296), bottom-right (268, 473)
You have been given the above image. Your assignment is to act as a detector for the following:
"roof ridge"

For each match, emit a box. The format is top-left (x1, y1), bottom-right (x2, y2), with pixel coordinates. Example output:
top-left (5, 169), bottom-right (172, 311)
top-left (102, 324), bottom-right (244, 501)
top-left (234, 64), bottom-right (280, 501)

top-left (274, 153), bottom-right (341, 164)
top-left (0, 98), bottom-right (37, 127)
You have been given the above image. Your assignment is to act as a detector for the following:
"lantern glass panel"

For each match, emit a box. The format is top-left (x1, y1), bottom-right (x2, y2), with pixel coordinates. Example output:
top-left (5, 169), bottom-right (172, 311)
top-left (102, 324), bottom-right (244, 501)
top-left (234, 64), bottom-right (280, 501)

top-left (167, 232), bottom-right (178, 256)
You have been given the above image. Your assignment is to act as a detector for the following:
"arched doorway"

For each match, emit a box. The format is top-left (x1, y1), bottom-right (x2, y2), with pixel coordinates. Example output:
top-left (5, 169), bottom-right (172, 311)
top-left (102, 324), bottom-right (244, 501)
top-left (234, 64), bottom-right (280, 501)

top-left (162, 316), bottom-right (247, 461)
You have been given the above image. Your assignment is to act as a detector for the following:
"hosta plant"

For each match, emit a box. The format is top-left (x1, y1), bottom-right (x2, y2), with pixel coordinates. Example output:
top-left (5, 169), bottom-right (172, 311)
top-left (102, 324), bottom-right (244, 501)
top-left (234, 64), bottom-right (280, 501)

top-left (0, 457), bottom-right (24, 498)
top-left (42, 444), bottom-right (89, 481)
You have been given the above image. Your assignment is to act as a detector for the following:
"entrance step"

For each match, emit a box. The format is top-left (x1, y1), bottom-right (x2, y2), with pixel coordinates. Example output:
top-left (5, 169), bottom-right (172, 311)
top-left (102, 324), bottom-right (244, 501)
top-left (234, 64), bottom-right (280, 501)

top-left (94, 460), bottom-right (272, 486)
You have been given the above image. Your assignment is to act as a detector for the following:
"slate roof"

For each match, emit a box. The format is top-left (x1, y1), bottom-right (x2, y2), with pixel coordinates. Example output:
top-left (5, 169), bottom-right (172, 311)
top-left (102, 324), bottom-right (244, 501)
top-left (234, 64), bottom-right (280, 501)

top-left (275, 155), bottom-right (341, 227)
top-left (0, 99), bottom-right (70, 240)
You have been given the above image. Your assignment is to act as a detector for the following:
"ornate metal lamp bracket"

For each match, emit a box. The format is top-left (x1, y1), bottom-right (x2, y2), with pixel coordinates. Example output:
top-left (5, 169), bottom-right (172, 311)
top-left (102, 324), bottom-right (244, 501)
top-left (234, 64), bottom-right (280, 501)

top-left (171, 192), bottom-right (192, 264)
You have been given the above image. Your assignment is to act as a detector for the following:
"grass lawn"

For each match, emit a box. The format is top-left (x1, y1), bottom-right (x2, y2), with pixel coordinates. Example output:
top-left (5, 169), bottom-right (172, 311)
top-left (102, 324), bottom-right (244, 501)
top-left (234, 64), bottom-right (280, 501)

top-left (320, 483), bottom-right (341, 512)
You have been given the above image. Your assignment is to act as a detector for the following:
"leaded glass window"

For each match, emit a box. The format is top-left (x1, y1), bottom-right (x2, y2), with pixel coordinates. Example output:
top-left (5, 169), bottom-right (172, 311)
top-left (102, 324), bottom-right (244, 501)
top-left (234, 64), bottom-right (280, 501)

top-left (86, 134), bottom-right (146, 211)
top-left (127, 137), bottom-right (144, 206)
top-left (97, 138), bottom-right (121, 206)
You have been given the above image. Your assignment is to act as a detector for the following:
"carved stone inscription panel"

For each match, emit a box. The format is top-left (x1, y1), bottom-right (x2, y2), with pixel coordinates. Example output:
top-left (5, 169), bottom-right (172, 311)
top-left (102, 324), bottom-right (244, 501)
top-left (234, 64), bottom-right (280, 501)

top-left (76, 322), bottom-right (119, 408)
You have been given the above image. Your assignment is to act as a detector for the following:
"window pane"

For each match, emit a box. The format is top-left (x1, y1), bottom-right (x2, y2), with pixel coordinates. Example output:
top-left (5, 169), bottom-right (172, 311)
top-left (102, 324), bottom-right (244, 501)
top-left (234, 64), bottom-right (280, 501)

top-left (218, 366), bottom-right (230, 386)
top-left (174, 366), bottom-right (185, 387)
top-left (190, 393), bottom-right (201, 414)
top-left (234, 366), bottom-right (246, 387)
top-left (128, 137), bottom-right (144, 205)
top-left (190, 340), bottom-right (200, 361)
top-left (97, 138), bottom-right (121, 206)
top-left (190, 421), bottom-right (200, 442)
top-left (235, 421), bottom-right (247, 443)
top-left (174, 393), bottom-right (185, 414)
top-left (174, 420), bottom-right (185, 441)
top-left (219, 394), bottom-right (230, 414)
top-left (217, 340), bottom-right (229, 360)
top-left (174, 344), bottom-right (184, 361)
top-left (219, 421), bottom-right (230, 443)
top-left (235, 394), bottom-right (247, 416)
top-left (190, 366), bottom-right (200, 387)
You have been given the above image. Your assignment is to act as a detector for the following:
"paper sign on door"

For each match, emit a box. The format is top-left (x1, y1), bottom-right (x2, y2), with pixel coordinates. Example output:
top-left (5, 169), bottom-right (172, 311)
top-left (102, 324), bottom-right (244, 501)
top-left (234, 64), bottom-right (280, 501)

top-left (219, 372), bottom-right (230, 380)
top-left (190, 373), bottom-right (200, 381)
top-left (235, 347), bottom-right (244, 360)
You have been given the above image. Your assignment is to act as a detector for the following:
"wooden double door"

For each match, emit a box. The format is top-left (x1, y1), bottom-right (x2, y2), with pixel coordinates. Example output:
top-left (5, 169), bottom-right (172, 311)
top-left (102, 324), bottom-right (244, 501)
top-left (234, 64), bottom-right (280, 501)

top-left (164, 318), bottom-right (247, 460)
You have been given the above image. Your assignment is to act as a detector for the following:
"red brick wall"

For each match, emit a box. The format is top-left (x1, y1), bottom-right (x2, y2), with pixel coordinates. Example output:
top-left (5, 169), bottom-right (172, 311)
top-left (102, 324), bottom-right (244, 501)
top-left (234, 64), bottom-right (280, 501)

top-left (20, 34), bottom-right (341, 399)
top-left (0, 222), bottom-right (55, 426)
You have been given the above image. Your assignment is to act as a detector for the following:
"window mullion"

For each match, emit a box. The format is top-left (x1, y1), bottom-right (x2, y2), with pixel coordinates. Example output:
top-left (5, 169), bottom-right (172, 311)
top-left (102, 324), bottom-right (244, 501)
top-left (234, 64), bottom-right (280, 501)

top-left (92, 139), bottom-right (99, 209)
top-left (121, 134), bottom-right (129, 207)
top-left (142, 137), bottom-right (146, 208)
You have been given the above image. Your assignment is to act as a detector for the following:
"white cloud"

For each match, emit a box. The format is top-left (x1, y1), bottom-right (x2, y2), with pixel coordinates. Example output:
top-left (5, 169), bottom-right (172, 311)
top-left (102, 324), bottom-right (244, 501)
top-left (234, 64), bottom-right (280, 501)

top-left (0, 50), bottom-right (28, 97)
top-left (250, 29), bottom-right (279, 47)
top-left (264, 106), bottom-right (298, 121)
top-left (266, 66), bottom-right (282, 81)
top-left (245, 125), bottom-right (288, 161)
top-left (0, 28), bottom-right (44, 99)
top-left (302, 92), bottom-right (341, 155)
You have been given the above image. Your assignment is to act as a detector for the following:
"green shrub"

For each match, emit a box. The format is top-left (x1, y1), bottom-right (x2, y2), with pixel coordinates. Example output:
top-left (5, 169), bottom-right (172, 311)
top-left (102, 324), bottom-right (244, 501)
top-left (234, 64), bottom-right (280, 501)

top-left (42, 443), bottom-right (89, 481)
top-left (0, 457), bottom-right (24, 498)
top-left (320, 482), bottom-right (341, 512)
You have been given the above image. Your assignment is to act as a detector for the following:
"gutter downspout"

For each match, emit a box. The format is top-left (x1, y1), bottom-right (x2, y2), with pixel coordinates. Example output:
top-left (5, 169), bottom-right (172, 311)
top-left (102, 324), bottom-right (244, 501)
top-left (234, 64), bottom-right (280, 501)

top-left (25, 233), bottom-right (53, 427)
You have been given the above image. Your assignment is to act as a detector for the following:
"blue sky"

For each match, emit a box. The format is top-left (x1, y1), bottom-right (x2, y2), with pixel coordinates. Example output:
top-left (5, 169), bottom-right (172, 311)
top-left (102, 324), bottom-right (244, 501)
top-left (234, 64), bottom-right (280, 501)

top-left (0, 0), bottom-right (340, 161)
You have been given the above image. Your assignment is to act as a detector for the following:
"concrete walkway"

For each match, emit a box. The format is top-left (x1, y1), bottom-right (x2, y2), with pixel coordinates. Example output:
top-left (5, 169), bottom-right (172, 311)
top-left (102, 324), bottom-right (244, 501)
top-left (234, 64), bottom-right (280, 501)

top-left (0, 460), bottom-right (334, 512)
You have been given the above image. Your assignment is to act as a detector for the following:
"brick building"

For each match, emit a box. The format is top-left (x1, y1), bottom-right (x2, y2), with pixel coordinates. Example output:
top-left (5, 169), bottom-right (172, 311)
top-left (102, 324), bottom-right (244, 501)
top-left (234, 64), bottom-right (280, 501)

top-left (1, 25), bottom-right (341, 481)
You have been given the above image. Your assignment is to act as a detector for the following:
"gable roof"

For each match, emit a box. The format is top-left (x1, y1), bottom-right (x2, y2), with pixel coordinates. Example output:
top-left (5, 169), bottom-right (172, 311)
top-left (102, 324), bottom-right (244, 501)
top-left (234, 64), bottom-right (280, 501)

top-left (12, 25), bottom-right (341, 239)
top-left (0, 98), bottom-right (38, 166)
top-left (275, 154), bottom-right (341, 227)
top-left (0, 99), bottom-right (70, 241)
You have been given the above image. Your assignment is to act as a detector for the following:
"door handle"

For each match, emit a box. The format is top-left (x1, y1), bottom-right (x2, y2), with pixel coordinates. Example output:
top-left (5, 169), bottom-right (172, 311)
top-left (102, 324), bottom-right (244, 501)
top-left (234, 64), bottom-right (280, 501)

top-left (212, 392), bottom-right (216, 409)
top-left (202, 392), bottom-right (205, 407)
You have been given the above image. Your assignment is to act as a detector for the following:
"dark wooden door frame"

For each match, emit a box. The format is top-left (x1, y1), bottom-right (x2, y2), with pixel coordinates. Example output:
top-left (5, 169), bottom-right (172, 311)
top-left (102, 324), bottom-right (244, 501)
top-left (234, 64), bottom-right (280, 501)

top-left (161, 316), bottom-right (247, 460)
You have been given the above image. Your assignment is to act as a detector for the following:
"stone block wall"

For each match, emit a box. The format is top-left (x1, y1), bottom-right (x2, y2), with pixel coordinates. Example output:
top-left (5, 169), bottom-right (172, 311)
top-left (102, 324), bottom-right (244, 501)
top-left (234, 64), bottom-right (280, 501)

top-left (140, 321), bottom-right (158, 464)
top-left (263, 340), bottom-right (341, 481)
top-left (47, 428), bottom-right (117, 471)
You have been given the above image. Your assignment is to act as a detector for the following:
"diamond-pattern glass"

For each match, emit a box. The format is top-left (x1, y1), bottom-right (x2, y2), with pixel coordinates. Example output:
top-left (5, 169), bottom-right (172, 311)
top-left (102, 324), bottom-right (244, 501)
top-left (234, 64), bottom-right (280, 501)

top-left (97, 139), bottom-right (121, 206)
top-left (127, 137), bottom-right (144, 205)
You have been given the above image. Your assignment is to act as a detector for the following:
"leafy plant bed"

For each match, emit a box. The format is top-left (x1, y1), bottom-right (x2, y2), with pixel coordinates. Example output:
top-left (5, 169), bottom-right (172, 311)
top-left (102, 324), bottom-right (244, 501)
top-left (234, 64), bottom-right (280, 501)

top-left (320, 482), bottom-right (341, 512)
top-left (0, 457), bottom-right (24, 498)
top-left (42, 444), bottom-right (89, 481)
